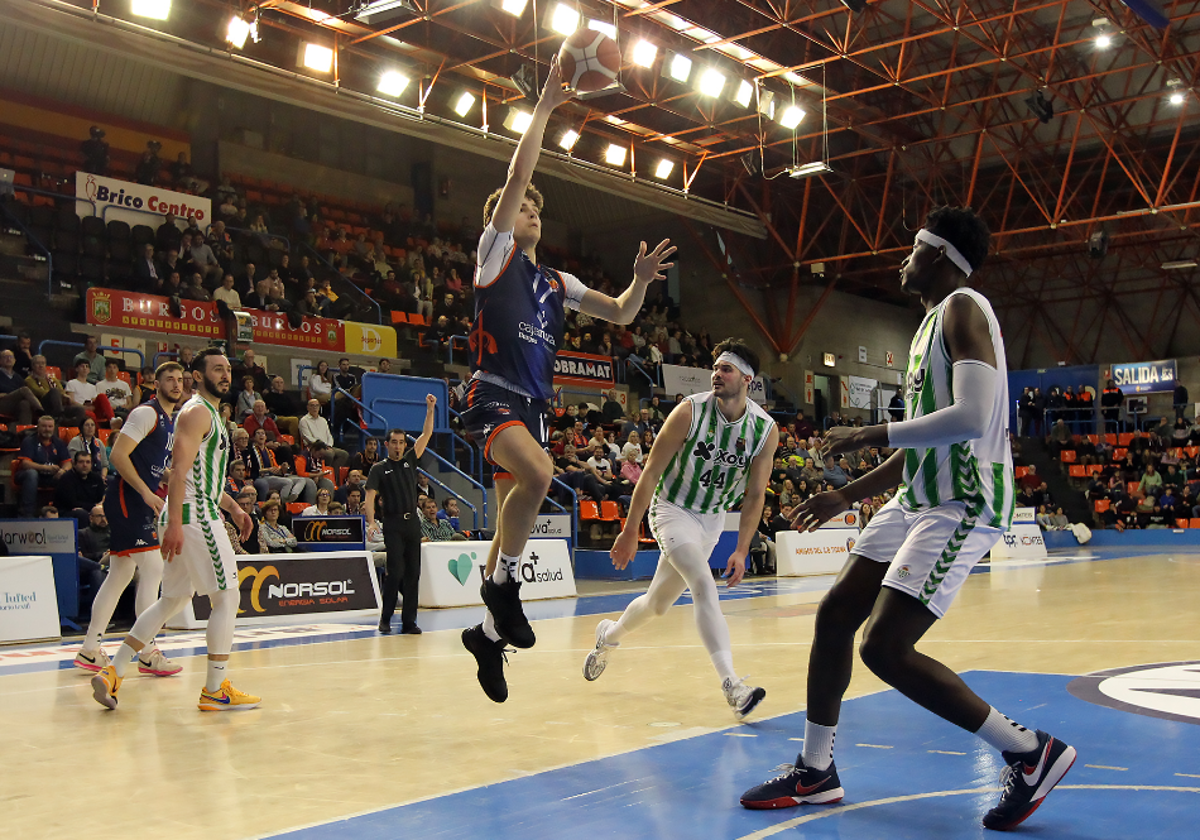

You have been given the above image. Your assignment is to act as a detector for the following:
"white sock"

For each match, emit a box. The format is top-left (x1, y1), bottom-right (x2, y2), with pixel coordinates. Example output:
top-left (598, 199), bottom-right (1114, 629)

top-left (711, 650), bottom-right (737, 684)
top-left (112, 643), bottom-right (137, 678)
top-left (481, 611), bottom-right (501, 642)
top-left (205, 659), bottom-right (228, 693)
top-left (802, 720), bottom-right (837, 771)
top-left (492, 552), bottom-right (519, 584)
top-left (976, 707), bottom-right (1039, 755)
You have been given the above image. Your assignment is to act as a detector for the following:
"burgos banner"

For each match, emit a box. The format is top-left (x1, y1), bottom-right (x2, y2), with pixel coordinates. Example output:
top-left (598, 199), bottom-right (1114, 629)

top-left (1111, 359), bottom-right (1177, 394)
top-left (76, 172), bottom-right (211, 227)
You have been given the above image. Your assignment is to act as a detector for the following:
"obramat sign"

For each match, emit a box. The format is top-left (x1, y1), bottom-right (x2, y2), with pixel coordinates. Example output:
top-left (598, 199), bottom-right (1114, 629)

top-left (553, 351), bottom-right (614, 387)
top-left (191, 555), bottom-right (377, 619)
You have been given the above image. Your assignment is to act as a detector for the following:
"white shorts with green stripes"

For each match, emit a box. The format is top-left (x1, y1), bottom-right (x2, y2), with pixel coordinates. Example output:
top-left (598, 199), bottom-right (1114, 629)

top-left (161, 518), bottom-right (240, 599)
top-left (648, 496), bottom-right (723, 557)
top-left (853, 497), bottom-right (1001, 618)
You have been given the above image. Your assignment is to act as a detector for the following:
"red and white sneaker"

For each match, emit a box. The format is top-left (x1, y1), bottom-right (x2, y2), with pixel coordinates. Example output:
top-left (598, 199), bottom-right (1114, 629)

top-left (73, 647), bottom-right (110, 673)
top-left (983, 730), bottom-right (1076, 831)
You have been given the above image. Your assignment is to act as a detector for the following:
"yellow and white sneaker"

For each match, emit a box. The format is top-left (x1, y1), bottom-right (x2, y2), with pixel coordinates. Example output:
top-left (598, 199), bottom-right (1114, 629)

top-left (198, 679), bottom-right (261, 711)
top-left (90, 665), bottom-right (122, 710)
top-left (137, 647), bottom-right (183, 677)
top-left (74, 647), bottom-right (111, 673)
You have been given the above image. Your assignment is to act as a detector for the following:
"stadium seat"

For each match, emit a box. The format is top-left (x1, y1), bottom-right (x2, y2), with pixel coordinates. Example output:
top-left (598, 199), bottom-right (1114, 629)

top-left (97, 428), bottom-right (113, 444)
top-left (1191, 518), bottom-right (1200, 529)
top-left (598, 500), bottom-right (620, 521)
top-left (1118, 433), bottom-right (1133, 447)
top-left (1113, 448), bottom-right (1127, 460)
top-left (1086, 435), bottom-right (1099, 445)
top-left (1104, 434), bottom-right (1117, 445)
top-left (1126, 481), bottom-right (1140, 497)
top-left (287, 502), bottom-right (308, 515)
top-left (1177, 519), bottom-right (1190, 529)
top-left (1014, 466), bottom-right (1029, 479)
top-left (1068, 465), bottom-right (1086, 478)
top-left (58, 426), bottom-right (79, 443)
top-left (1094, 499), bottom-right (1111, 513)
top-left (1059, 450), bottom-right (1076, 462)
top-left (579, 501), bottom-right (600, 521)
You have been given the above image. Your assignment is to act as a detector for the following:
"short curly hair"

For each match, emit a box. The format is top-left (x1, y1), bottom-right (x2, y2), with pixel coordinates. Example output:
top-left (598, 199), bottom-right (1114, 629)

top-left (482, 184), bottom-right (544, 227)
top-left (923, 205), bottom-right (991, 274)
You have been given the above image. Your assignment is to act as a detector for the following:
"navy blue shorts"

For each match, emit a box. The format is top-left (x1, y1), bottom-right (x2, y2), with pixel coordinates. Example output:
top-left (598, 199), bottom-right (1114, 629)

top-left (103, 480), bottom-right (160, 556)
top-left (461, 379), bottom-right (548, 475)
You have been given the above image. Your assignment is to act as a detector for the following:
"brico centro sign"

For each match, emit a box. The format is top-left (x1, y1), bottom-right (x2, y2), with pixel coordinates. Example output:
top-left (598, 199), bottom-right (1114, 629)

top-left (76, 172), bottom-right (211, 226)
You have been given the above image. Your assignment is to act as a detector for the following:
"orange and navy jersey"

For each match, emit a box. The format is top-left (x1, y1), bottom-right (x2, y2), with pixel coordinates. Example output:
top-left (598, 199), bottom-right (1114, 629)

top-left (470, 224), bottom-right (587, 401)
top-left (106, 400), bottom-right (174, 500)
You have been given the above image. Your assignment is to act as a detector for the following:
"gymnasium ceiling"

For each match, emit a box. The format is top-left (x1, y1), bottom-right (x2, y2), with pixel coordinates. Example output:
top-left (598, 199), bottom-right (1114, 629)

top-left (30, 0), bottom-right (1200, 363)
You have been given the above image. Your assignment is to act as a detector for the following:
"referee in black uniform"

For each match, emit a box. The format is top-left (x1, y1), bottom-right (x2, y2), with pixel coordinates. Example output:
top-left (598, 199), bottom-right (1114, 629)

top-left (365, 395), bottom-right (437, 634)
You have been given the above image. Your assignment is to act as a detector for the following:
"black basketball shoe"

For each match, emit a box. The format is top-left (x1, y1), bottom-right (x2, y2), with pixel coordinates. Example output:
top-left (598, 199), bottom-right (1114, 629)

top-left (480, 578), bottom-right (536, 649)
top-left (740, 757), bottom-right (844, 810)
top-left (461, 624), bottom-right (511, 703)
top-left (983, 730), bottom-right (1076, 831)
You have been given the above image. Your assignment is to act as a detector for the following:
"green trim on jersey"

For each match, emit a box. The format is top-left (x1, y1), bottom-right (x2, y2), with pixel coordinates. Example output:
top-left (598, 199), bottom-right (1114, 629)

top-left (655, 393), bottom-right (773, 515)
top-left (174, 395), bottom-right (230, 525)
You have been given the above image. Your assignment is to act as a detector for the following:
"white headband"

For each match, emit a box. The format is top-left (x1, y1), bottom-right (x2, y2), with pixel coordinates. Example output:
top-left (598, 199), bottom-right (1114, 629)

top-left (716, 351), bottom-right (754, 378)
top-left (915, 229), bottom-right (973, 277)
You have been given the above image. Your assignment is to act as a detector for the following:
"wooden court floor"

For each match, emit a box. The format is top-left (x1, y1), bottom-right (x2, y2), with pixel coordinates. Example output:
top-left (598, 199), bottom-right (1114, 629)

top-left (3, 551), bottom-right (1199, 840)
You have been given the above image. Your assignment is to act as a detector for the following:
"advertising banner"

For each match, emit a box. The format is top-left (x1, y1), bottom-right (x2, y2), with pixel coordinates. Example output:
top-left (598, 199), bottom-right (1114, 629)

top-left (775, 528), bottom-right (858, 576)
top-left (848, 375), bottom-right (877, 410)
top-left (990, 525), bottom-right (1048, 560)
top-left (662, 363), bottom-right (768, 400)
top-left (183, 552), bottom-right (380, 625)
top-left (0, 556), bottom-right (61, 643)
top-left (804, 370), bottom-right (814, 405)
top-left (292, 515), bottom-right (366, 552)
top-left (86, 287), bottom-right (394, 356)
top-left (529, 514), bottom-right (572, 539)
top-left (76, 172), bottom-right (211, 227)
top-left (553, 351), bottom-right (615, 387)
top-left (419, 539), bottom-right (576, 608)
top-left (0, 519), bottom-right (79, 619)
top-left (1110, 359), bottom-right (1177, 394)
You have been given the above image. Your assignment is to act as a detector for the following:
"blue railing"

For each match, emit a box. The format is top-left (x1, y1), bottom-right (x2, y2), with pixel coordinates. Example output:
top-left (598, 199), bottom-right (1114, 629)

top-left (417, 467), bottom-right (479, 531)
top-left (38, 339), bottom-right (145, 372)
top-left (549, 477), bottom-right (579, 557)
top-left (300, 242), bottom-right (382, 325)
top-left (368, 394), bottom-right (474, 478)
top-left (410, 433), bottom-right (489, 529)
top-left (0, 200), bottom-right (53, 298)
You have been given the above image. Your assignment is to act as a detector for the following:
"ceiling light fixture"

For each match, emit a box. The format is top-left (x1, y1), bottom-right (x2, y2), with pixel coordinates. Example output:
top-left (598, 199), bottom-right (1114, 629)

top-left (452, 91), bottom-right (476, 117)
top-left (733, 79), bottom-right (753, 108)
top-left (1095, 33), bottom-right (1113, 48)
top-left (788, 161), bottom-right (832, 179)
top-left (654, 159), bottom-right (674, 179)
top-left (377, 70), bottom-right (411, 97)
top-left (354, 0), bottom-right (418, 25)
top-left (498, 0), bottom-right (528, 16)
top-left (547, 3), bottom-right (581, 36)
top-left (666, 53), bottom-right (692, 83)
top-left (504, 108), bottom-right (533, 134)
top-left (131, 0), bottom-right (171, 20)
top-left (604, 144), bottom-right (627, 166)
top-left (226, 15), bottom-right (252, 49)
top-left (300, 43), bottom-right (335, 74)
top-left (630, 39), bottom-right (658, 68)
top-left (558, 129), bottom-right (580, 150)
top-left (1162, 260), bottom-right (1198, 270)
top-left (779, 104), bottom-right (805, 129)
top-left (697, 68), bottom-right (727, 98)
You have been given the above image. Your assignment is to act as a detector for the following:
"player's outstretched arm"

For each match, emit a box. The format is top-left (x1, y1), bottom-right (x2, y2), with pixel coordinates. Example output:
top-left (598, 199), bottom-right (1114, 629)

top-left (610, 400), bottom-right (692, 569)
top-left (491, 58), bottom-right (572, 234)
top-left (725, 423), bottom-right (779, 587)
top-left (578, 239), bottom-right (676, 325)
top-left (790, 450), bottom-right (905, 533)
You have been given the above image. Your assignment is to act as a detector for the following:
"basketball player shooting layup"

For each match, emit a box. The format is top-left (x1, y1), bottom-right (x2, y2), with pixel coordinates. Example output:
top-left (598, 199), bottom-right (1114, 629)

top-left (740, 207), bottom-right (1075, 831)
top-left (459, 56), bottom-right (676, 703)
top-left (92, 349), bottom-right (260, 711)
top-left (583, 339), bottom-right (777, 719)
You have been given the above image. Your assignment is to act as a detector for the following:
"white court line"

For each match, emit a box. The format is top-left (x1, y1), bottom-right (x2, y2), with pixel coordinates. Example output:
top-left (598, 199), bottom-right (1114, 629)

top-left (856, 744), bottom-right (894, 750)
top-left (1085, 764), bottom-right (1129, 771)
top-left (733, 785), bottom-right (1200, 840)
top-left (928, 750), bottom-right (966, 756)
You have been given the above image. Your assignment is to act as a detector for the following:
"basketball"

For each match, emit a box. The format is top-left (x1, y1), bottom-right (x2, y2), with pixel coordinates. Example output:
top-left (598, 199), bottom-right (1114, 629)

top-left (558, 29), bottom-right (621, 93)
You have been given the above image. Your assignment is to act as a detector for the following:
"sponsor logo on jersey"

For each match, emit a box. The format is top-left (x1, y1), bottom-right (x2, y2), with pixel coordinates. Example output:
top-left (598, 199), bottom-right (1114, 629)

top-left (693, 440), bottom-right (748, 468)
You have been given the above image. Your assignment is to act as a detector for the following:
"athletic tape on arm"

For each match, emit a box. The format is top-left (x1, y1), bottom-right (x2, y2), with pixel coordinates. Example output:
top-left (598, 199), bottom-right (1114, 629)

top-left (887, 360), bottom-right (996, 448)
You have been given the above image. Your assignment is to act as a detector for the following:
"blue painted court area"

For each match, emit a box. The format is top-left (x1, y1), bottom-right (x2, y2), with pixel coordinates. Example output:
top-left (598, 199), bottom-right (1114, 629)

top-left (267, 671), bottom-right (1200, 840)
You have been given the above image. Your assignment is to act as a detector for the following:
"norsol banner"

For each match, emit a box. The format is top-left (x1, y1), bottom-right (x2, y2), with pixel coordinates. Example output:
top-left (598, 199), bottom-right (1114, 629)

top-left (185, 552), bottom-right (380, 624)
top-left (293, 516), bottom-right (366, 551)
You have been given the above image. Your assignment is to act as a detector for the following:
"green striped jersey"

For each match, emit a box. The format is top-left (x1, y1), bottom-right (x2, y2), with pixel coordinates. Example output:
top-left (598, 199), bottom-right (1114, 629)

top-left (899, 287), bottom-right (1015, 530)
top-left (655, 393), bottom-right (774, 515)
top-left (172, 394), bottom-right (230, 524)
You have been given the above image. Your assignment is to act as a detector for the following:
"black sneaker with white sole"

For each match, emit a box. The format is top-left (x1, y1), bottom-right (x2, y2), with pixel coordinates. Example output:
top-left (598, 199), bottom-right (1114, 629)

top-left (480, 578), bottom-right (535, 649)
top-left (461, 624), bottom-right (511, 703)
top-left (983, 730), bottom-right (1076, 831)
top-left (740, 757), bottom-right (844, 810)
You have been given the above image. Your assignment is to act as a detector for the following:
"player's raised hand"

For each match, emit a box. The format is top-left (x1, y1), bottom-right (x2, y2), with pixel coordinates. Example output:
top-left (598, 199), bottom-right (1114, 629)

top-left (539, 55), bottom-right (573, 110)
top-left (633, 239), bottom-right (676, 284)
top-left (789, 489), bottom-right (851, 533)
top-left (426, 394), bottom-right (437, 408)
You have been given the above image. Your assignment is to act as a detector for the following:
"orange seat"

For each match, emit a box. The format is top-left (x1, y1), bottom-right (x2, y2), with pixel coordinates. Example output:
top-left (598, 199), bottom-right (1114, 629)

top-left (1068, 465), bottom-right (1086, 477)
top-left (1104, 434), bottom-right (1118, 445)
top-left (1118, 433), bottom-right (1134, 447)
top-left (599, 500), bottom-right (620, 521)
top-left (579, 500), bottom-right (600, 521)
top-left (408, 313), bottom-right (427, 327)
top-left (1094, 499), bottom-right (1111, 513)
top-left (1177, 518), bottom-right (1191, 529)
top-left (1087, 464), bottom-right (1104, 475)
top-left (1113, 448), bottom-right (1127, 460)
top-left (1014, 466), bottom-right (1029, 479)
top-left (58, 426), bottom-right (79, 443)
top-left (391, 311), bottom-right (407, 325)
top-left (46, 366), bottom-right (62, 382)
top-left (1191, 518), bottom-right (1200, 529)
top-left (97, 428), bottom-right (113, 443)
top-left (118, 371), bottom-right (131, 386)
top-left (280, 434), bottom-right (295, 445)
top-left (1059, 450), bottom-right (1077, 462)
top-left (1126, 481), bottom-right (1140, 497)
top-left (1187, 446), bottom-right (1200, 459)
top-left (1086, 435), bottom-right (1099, 444)
top-left (287, 502), bottom-right (308, 515)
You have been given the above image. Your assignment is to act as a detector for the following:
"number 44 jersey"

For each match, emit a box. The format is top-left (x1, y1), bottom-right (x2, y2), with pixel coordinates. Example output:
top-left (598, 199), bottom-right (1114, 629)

top-left (655, 392), bottom-right (775, 515)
